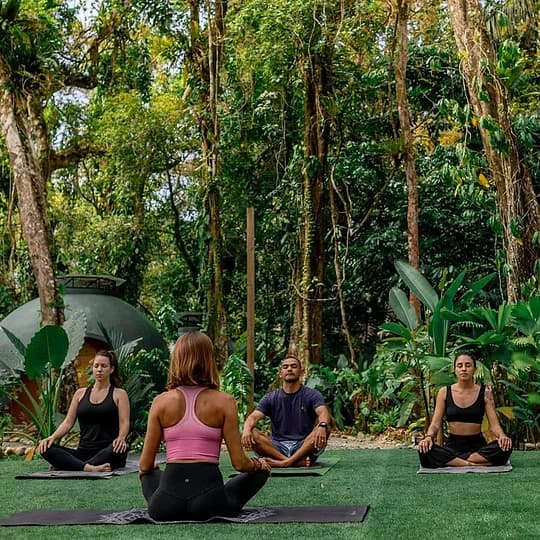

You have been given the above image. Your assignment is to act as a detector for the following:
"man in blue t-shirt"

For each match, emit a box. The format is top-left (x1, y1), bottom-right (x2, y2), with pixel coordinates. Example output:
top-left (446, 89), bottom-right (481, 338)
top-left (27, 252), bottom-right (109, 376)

top-left (242, 356), bottom-right (331, 467)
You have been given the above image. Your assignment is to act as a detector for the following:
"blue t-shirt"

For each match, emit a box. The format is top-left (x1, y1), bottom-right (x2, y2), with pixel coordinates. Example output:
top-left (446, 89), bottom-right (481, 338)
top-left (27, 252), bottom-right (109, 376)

top-left (256, 385), bottom-right (325, 441)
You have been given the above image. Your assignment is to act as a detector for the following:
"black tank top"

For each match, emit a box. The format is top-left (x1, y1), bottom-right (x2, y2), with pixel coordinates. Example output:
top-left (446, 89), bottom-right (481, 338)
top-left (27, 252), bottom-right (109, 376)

top-left (77, 385), bottom-right (120, 451)
top-left (445, 384), bottom-right (485, 424)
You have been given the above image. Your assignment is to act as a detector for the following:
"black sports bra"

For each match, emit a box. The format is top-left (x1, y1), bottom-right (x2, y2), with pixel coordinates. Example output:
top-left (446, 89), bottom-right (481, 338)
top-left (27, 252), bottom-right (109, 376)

top-left (445, 385), bottom-right (485, 424)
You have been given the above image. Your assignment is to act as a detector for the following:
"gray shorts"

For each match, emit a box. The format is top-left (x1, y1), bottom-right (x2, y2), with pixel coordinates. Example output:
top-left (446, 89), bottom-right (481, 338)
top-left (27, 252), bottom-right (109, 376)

top-left (271, 438), bottom-right (324, 462)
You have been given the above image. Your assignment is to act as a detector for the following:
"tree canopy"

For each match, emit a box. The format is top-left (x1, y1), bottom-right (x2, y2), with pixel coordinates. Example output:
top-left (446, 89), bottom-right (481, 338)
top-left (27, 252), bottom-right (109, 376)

top-left (0, 0), bottom-right (538, 368)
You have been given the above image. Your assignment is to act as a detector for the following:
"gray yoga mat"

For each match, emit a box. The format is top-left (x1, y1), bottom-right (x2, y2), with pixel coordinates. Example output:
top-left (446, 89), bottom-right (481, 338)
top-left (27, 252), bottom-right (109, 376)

top-left (417, 462), bottom-right (512, 474)
top-left (229, 456), bottom-right (340, 477)
top-left (0, 505), bottom-right (369, 526)
top-left (15, 453), bottom-right (166, 479)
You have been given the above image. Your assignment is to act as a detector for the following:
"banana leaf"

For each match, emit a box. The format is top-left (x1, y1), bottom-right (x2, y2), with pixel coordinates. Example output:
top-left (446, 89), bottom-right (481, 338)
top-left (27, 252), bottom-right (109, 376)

top-left (380, 322), bottom-right (412, 340)
top-left (394, 260), bottom-right (438, 312)
top-left (389, 286), bottom-right (419, 330)
top-left (25, 325), bottom-right (69, 379)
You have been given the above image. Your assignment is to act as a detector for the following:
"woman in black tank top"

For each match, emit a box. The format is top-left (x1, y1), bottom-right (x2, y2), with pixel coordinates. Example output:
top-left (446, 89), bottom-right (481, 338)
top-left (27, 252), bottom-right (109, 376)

top-left (417, 353), bottom-right (512, 468)
top-left (37, 351), bottom-right (130, 472)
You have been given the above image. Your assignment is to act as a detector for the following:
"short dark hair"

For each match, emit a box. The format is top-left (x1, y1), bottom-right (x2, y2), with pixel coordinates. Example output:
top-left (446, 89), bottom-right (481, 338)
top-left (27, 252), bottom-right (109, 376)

top-left (280, 355), bottom-right (303, 368)
top-left (168, 331), bottom-right (219, 390)
top-left (454, 351), bottom-right (477, 367)
top-left (95, 350), bottom-right (121, 387)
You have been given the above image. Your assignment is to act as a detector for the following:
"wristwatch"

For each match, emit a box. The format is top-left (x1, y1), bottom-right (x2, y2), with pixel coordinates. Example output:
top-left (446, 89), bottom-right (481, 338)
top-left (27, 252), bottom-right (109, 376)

top-left (318, 422), bottom-right (328, 428)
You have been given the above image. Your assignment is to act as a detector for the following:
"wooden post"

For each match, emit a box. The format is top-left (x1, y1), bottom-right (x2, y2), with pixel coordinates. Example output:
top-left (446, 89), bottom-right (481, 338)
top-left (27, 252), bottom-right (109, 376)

top-left (246, 207), bottom-right (255, 411)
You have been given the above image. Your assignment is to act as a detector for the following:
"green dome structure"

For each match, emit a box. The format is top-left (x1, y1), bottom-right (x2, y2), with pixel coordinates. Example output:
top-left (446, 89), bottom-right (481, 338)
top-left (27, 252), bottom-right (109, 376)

top-left (0, 275), bottom-right (168, 421)
top-left (0, 275), bottom-right (168, 358)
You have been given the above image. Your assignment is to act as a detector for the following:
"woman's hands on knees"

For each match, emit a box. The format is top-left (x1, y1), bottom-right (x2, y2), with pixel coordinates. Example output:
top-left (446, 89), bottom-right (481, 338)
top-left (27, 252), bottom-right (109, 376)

top-left (497, 434), bottom-right (512, 451)
top-left (37, 436), bottom-right (55, 454)
top-left (113, 436), bottom-right (128, 453)
top-left (417, 434), bottom-right (433, 453)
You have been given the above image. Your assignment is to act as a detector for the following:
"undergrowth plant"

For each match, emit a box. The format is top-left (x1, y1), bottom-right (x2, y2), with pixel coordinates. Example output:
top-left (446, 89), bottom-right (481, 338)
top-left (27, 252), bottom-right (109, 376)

top-left (0, 311), bottom-right (86, 442)
top-left (380, 260), bottom-right (496, 428)
top-left (97, 322), bottom-right (159, 444)
top-left (306, 357), bottom-right (363, 430)
top-left (221, 351), bottom-right (253, 425)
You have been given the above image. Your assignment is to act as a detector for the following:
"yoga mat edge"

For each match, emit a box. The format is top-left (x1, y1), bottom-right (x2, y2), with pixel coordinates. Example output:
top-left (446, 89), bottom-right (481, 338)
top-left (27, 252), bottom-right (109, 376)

top-left (0, 505), bottom-right (369, 526)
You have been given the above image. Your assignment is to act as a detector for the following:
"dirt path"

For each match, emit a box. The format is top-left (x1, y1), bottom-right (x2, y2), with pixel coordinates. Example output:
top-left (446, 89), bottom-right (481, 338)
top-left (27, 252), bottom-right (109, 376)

top-left (327, 428), bottom-right (414, 450)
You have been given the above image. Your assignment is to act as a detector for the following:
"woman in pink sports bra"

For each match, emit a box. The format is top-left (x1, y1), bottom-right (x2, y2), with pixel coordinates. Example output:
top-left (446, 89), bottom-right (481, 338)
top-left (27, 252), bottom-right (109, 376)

top-left (138, 331), bottom-right (271, 521)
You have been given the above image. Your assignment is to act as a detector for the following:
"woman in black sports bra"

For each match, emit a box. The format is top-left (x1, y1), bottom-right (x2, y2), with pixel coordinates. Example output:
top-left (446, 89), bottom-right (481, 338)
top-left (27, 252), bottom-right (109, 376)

top-left (418, 352), bottom-right (512, 468)
top-left (37, 351), bottom-right (130, 472)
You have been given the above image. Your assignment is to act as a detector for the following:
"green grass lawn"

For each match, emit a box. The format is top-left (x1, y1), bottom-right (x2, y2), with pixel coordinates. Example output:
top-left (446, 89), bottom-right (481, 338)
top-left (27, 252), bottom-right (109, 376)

top-left (0, 449), bottom-right (538, 539)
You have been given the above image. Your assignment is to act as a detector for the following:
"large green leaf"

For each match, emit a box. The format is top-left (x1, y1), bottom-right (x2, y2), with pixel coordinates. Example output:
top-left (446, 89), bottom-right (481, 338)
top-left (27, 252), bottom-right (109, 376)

top-left (0, 325), bottom-right (26, 357)
top-left (430, 372), bottom-right (456, 387)
top-left (496, 303), bottom-right (513, 332)
top-left (0, 326), bottom-right (25, 375)
top-left (25, 325), bottom-right (69, 379)
top-left (433, 271), bottom-right (466, 354)
top-left (529, 296), bottom-right (540, 318)
top-left (511, 299), bottom-right (540, 336)
top-left (425, 356), bottom-right (452, 372)
top-left (474, 360), bottom-right (492, 384)
top-left (459, 273), bottom-right (496, 305)
top-left (394, 260), bottom-right (438, 312)
top-left (63, 311), bottom-right (87, 369)
top-left (441, 271), bottom-right (466, 308)
top-left (380, 322), bottom-right (412, 340)
top-left (430, 309), bottom-right (449, 357)
top-left (389, 286), bottom-right (419, 330)
top-left (97, 321), bottom-right (141, 363)
top-left (510, 352), bottom-right (537, 371)
top-left (398, 394), bottom-right (418, 427)
top-left (429, 311), bottom-right (450, 355)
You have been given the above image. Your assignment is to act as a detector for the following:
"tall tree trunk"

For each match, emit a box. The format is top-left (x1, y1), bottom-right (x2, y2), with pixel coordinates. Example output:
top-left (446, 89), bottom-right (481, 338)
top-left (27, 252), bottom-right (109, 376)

top-left (0, 70), bottom-right (63, 326)
top-left (188, 0), bottom-right (228, 366)
top-left (292, 53), bottom-right (330, 367)
top-left (329, 166), bottom-right (356, 368)
top-left (395, 0), bottom-right (421, 316)
top-left (447, 0), bottom-right (540, 302)
top-left (205, 0), bottom-right (228, 367)
top-left (0, 63), bottom-right (74, 412)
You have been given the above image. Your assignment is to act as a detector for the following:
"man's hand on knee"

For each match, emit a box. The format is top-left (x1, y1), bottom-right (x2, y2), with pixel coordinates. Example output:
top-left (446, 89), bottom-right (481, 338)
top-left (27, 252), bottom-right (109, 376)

top-left (242, 428), bottom-right (257, 449)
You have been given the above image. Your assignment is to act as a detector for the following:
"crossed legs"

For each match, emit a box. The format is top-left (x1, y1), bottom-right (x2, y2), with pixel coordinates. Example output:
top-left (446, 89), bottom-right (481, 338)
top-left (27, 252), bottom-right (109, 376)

top-left (41, 443), bottom-right (127, 472)
top-left (419, 436), bottom-right (512, 468)
top-left (249, 428), bottom-right (328, 468)
top-left (141, 462), bottom-right (269, 521)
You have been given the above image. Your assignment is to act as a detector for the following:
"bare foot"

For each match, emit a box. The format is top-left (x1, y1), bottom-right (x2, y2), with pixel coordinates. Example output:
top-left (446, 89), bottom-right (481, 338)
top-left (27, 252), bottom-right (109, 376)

top-left (266, 456), bottom-right (311, 468)
top-left (84, 463), bottom-right (111, 472)
top-left (446, 457), bottom-right (472, 467)
top-left (266, 458), bottom-right (290, 468)
top-left (292, 456), bottom-right (311, 467)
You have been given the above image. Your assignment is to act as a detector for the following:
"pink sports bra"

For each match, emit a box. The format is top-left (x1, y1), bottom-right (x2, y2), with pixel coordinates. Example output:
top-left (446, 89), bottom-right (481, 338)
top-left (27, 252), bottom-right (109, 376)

top-left (163, 386), bottom-right (222, 463)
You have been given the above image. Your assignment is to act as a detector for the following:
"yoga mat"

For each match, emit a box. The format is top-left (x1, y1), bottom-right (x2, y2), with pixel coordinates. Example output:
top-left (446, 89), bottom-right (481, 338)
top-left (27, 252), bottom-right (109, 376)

top-left (15, 453), bottom-right (166, 479)
top-left (417, 462), bottom-right (512, 474)
top-left (229, 457), bottom-right (340, 477)
top-left (0, 505), bottom-right (369, 526)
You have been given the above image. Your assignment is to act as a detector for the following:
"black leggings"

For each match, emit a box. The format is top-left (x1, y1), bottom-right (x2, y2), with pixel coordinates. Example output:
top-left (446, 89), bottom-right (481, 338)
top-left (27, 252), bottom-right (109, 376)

top-left (40, 443), bottom-right (127, 471)
top-left (419, 433), bottom-right (512, 468)
top-left (140, 462), bottom-right (269, 522)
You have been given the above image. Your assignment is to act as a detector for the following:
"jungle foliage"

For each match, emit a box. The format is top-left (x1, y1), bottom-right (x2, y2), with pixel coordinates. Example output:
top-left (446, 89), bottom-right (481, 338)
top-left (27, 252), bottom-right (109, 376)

top-left (0, 0), bottom-right (538, 440)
